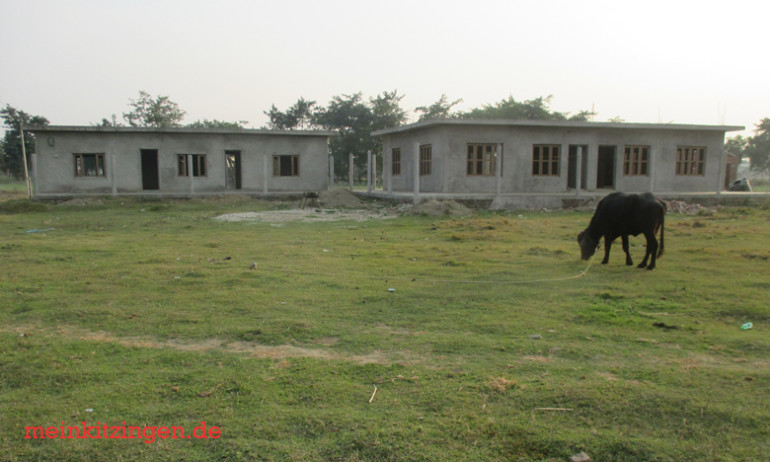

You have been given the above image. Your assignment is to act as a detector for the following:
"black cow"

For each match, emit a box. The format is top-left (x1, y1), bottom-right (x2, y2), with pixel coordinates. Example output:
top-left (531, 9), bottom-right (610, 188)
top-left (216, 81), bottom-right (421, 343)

top-left (577, 192), bottom-right (665, 270)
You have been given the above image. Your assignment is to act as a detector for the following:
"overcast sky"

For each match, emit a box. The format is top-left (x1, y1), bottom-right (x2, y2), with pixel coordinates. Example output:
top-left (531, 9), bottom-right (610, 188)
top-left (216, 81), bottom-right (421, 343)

top-left (1, 0), bottom-right (767, 137)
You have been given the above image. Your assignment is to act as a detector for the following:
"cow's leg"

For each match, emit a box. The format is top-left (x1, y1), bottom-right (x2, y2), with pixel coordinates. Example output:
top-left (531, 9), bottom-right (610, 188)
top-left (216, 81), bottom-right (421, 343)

top-left (601, 235), bottom-right (612, 264)
top-left (638, 232), bottom-right (658, 270)
top-left (621, 235), bottom-right (633, 266)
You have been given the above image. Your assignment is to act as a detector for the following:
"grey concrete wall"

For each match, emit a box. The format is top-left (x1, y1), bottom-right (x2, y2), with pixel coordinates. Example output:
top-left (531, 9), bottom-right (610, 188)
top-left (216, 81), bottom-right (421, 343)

top-left (381, 124), bottom-right (728, 195)
top-left (32, 130), bottom-right (330, 197)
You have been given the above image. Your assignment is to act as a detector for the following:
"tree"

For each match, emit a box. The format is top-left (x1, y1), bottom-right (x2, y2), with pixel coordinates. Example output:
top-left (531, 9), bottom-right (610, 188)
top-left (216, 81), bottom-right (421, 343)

top-left (123, 91), bottom-right (185, 127)
top-left (313, 93), bottom-right (375, 177)
top-left (415, 94), bottom-right (463, 121)
top-left (745, 118), bottom-right (770, 174)
top-left (311, 90), bottom-right (408, 179)
top-left (264, 97), bottom-right (317, 130)
top-left (96, 114), bottom-right (121, 127)
top-left (1, 104), bottom-right (49, 177)
top-left (186, 119), bottom-right (247, 129)
top-left (724, 135), bottom-right (747, 160)
top-left (463, 95), bottom-right (593, 121)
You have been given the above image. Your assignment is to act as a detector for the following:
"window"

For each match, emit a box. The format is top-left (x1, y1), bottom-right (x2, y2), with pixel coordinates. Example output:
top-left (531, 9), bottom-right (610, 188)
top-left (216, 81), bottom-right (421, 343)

top-left (466, 143), bottom-right (497, 176)
top-left (273, 155), bottom-right (300, 177)
top-left (177, 154), bottom-right (207, 177)
top-left (73, 153), bottom-right (106, 177)
top-left (392, 148), bottom-right (401, 176)
top-left (419, 144), bottom-right (432, 176)
top-left (676, 146), bottom-right (706, 176)
top-left (532, 145), bottom-right (560, 176)
top-left (623, 146), bottom-right (649, 176)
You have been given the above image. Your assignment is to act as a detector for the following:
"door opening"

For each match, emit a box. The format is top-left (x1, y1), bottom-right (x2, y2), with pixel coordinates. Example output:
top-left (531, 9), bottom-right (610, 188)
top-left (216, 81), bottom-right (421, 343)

top-left (225, 151), bottom-right (242, 190)
top-left (141, 149), bottom-right (159, 190)
top-left (596, 145), bottom-right (616, 189)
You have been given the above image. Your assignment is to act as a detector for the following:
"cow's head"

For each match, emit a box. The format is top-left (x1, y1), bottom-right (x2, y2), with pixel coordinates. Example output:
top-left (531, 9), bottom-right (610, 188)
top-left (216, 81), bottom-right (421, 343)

top-left (577, 230), bottom-right (598, 260)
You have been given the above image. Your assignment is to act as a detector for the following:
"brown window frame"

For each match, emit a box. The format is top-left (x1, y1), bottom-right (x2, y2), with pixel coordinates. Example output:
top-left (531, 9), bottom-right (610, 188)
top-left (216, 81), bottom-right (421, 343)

top-left (676, 146), bottom-right (706, 176)
top-left (532, 145), bottom-right (560, 176)
top-left (419, 144), bottom-right (432, 176)
top-left (273, 155), bottom-right (300, 177)
top-left (466, 143), bottom-right (497, 176)
top-left (73, 153), bottom-right (106, 177)
top-left (392, 148), bottom-right (401, 176)
top-left (623, 145), bottom-right (650, 176)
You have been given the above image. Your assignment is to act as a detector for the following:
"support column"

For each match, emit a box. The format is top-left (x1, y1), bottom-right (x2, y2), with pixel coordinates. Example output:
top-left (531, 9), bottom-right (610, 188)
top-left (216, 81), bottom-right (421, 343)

top-left (31, 153), bottom-right (38, 198)
top-left (328, 154), bottom-right (334, 190)
top-left (111, 152), bottom-right (118, 196)
top-left (648, 147), bottom-right (655, 193)
top-left (187, 154), bottom-right (194, 196)
top-left (348, 153), bottom-right (355, 191)
top-left (386, 156), bottom-right (392, 194)
top-left (716, 147), bottom-right (725, 195)
top-left (413, 142), bottom-right (420, 204)
top-left (367, 150), bottom-right (373, 193)
top-left (263, 155), bottom-right (269, 194)
top-left (575, 146), bottom-right (583, 197)
top-left (495, 145), bottom-right (502, 197)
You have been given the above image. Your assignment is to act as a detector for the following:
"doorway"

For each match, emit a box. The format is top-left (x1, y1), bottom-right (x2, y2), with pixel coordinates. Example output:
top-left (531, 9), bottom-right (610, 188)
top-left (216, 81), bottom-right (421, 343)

top-left (225, 151), bottom-right (242, 190)
top-left (141, 149), bottom-right (159, 190)
top-left (596, 145), bottom-right (616, 189)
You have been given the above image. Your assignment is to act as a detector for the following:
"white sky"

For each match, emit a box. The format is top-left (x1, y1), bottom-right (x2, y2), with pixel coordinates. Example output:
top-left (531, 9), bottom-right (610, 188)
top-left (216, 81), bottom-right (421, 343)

top-left (1, 0), bottom-right (768, 138)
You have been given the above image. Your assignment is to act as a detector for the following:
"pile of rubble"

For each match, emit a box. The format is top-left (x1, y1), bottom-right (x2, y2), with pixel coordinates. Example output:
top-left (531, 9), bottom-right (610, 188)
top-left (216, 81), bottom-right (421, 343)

top-left (664, 200), bottom-right (706, 215)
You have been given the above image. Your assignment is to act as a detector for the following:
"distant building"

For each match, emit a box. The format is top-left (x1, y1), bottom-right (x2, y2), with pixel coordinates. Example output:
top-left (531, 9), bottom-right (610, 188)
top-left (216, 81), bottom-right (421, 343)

top-left (26, 126), bottom-right (336, 198)
top-left (371, 119), bottom-right (744, 207)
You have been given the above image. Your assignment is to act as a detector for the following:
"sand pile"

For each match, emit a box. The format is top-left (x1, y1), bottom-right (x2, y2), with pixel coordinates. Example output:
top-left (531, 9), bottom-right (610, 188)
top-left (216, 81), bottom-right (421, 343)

top-left (319, 189), bottom-right (365, 208)
top-left (401, 200), bottom-right (474, 217)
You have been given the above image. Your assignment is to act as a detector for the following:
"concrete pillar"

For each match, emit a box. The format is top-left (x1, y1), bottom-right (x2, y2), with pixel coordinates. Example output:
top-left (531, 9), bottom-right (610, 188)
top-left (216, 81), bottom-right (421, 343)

top-left (386, 149), bottom-right (392, 193)
top-left (413, 142), bottom-right (420, 204)
top-left (495, 145), bottom-right (502, 197)
top-left (372, 152), bottom-right (378, 191)
top-left (575, 146), bottom-right (583, 197)
top-left (263, 155), bottom-right (269, 194)
top-left (716, 146), bottom-right (726, 195)
top-left (366, 151), bottom-right (371, 192)
top-left (31, 153), bottom-right (38, 198)
top-left (187, 154), bottom-right (194, 196)
top-left (328, 155), bottom-right (334, 190)
top-left (348, 153), bottom-right (355, 191)
top-left (648, 147), bottom-right (655, 193)
top-left (111, 152), bottom-right (118, 196)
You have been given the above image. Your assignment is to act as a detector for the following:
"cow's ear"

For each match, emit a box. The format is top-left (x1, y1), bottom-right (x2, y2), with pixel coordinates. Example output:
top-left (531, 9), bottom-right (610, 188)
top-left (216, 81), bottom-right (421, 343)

top-left (577, 231), bottom-right (585, 243)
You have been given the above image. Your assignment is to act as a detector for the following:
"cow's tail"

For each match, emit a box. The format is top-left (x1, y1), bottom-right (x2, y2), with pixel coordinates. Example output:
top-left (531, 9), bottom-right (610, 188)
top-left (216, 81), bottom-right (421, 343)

top-left (657, 204), bottom-right (665, 259)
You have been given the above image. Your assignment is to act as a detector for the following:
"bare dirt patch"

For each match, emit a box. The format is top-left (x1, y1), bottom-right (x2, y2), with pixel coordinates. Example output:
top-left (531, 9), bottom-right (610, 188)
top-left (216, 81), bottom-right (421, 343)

top-left (14, 324), bottom-right (390, 365)
top-left (215, 208), bottom-right (397, 224)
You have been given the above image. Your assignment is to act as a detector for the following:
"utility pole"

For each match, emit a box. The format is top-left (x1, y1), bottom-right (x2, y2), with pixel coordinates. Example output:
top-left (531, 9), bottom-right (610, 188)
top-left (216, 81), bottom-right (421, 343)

top-left (20, 123), bottom-right (32, 199)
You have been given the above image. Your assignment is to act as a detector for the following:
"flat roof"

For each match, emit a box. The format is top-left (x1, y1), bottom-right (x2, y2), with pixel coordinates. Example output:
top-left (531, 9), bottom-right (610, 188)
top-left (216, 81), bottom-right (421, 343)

top-left (23, 125), bottom-right (338, 137)
top-left (371, 118), bottom-right (744, 136)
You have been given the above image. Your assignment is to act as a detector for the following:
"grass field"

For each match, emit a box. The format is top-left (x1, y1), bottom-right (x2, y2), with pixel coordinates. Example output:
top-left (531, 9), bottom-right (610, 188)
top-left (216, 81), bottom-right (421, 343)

top-left (1, 192), bottom-right (768, 461)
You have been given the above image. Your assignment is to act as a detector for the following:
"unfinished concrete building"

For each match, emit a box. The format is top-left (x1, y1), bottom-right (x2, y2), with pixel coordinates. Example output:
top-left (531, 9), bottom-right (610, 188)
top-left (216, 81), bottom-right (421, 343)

top-left (370, 119), bottom-right (744, 207)
top-left (26, 126), bottom-right (336, 198)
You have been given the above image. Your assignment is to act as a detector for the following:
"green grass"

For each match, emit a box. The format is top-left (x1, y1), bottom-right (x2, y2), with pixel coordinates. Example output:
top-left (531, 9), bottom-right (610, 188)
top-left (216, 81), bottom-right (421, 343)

top-left (1, 196), bottom-right (769, 461)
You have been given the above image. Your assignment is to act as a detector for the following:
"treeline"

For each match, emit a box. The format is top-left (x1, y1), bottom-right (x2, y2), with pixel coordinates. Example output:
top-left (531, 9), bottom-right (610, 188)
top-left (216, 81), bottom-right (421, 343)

top-left (263, 92), bottom-right (594, 174)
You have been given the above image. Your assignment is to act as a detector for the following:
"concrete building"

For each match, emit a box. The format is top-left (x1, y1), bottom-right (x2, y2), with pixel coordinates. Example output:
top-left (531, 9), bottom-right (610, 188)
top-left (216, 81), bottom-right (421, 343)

top-left (371, 119), bottom-right (744, 207)
top-left (26, 126), bottom-right (336, 198)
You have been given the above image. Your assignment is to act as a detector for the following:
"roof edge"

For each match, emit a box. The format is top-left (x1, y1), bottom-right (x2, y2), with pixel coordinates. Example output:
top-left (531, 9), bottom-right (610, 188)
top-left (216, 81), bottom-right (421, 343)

top-left (23, 125), bottom-right (339, 137)
top-left (371, 118), bottom-right (745, 136)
